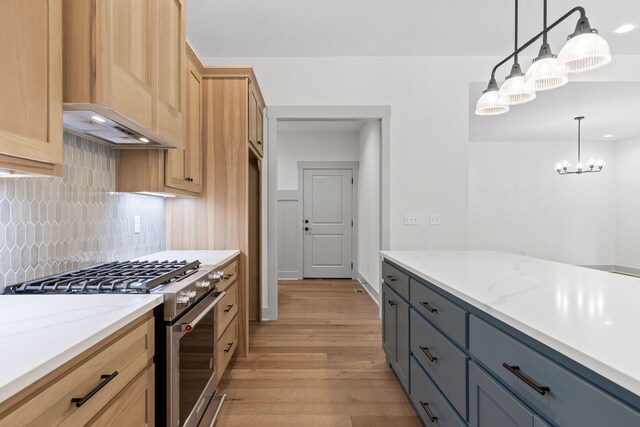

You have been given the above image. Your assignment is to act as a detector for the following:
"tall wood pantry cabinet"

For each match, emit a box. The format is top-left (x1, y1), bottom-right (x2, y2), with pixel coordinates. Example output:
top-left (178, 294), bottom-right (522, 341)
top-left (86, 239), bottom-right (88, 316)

top-left (0, 0), bottom-right (63, 176)
top-left (167, 66), bottom-right (266, 357)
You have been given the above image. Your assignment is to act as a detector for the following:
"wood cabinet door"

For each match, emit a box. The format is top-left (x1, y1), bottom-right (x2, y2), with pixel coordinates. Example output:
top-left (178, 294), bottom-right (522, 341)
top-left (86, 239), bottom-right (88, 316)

top-left (256, 99), bottom-right (264, 155)
top-left (0, 0), bottom-right (63, 172)
top-left (98, 0), bottom-right (154, 130)
top-left (165, 56), bottom-right (201, 193)
top-left (155, 0), bottom-right (186, 148)
top-left (248, 86), bottom-right (258, 147)
top-left (89, 366), bottom-right (155, 427)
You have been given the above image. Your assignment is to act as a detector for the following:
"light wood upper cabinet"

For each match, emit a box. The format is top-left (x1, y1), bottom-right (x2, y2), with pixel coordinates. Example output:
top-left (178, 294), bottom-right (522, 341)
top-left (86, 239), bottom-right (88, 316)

top-left (165, 47), bottom-right (203, 193)
top-left (156, 0), bottom-right (186, 145)
top-left (116, 43), bottom-right (202, 197)
top-left (0, 0), bottom-right (63, 176)
top-left (248, 83), bottom-right (265, 158)
top-left (63, 0), bottom-right (185, 149)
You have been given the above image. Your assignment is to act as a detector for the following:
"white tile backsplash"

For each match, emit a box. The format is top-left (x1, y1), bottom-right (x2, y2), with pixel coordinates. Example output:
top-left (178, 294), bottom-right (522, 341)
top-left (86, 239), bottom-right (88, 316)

top-left (0, 133), bottom-right (166, 292)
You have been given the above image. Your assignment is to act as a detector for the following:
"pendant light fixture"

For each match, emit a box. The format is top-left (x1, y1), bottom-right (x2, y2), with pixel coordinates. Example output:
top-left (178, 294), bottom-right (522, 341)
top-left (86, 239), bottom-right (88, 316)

top-left (499, 0), bottom-right (536, 105)
top-left (558, 16), bottom-right (612, 72)
top-left (555, 116), bottom-right (605, 175)
top-left (475, 1), bottom-right (611, 116)
top-left (523, 0), bottom-right (568, 91)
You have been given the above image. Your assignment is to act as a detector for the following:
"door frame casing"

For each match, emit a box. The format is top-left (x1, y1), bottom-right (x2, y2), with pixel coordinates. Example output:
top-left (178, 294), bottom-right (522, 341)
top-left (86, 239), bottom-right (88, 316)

top-left (298, 162), bottom-right (359, 280)
top-left (264, 106), bottom-right (391, 321)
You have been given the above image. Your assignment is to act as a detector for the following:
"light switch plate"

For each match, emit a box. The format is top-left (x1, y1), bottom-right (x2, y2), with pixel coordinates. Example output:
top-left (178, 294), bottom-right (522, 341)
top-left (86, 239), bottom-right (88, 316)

top-left (134, 215), bottom-right (141, 234)
top-left (429, 213), bottom-right (442, 225)
top-left (404, 214), bottom-right (420, 225)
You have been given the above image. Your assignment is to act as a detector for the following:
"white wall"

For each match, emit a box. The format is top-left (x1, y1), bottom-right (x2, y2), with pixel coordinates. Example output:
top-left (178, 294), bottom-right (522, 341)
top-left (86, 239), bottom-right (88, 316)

top-left (357, 121), bottom-right (381, 292)
top-left (277, 130), bottom-right (359, 190)
top-left (468, 140), bottom-right (616, 266)
top-left (615, 136), bottom-right (640, 269)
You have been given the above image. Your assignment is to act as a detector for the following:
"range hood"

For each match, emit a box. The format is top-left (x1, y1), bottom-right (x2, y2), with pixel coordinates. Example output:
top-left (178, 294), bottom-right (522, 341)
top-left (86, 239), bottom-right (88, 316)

top-left (63, 104), bottom-right (177, 149)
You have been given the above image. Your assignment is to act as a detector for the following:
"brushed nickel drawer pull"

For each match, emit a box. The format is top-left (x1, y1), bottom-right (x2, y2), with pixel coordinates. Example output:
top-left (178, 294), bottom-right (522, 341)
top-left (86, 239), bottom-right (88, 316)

top-left (419, 401), bottom-right (438, 422)
top-left (224, 342), bottom-right (233, 353)
top-left (419, 346), bottom-right (438, 362)
top-left (71, 371), bottom-right (118, 407)
top-left (503, 363), bottom-right (550, 395)
top-left (420, 301), bottom-right (438, 313)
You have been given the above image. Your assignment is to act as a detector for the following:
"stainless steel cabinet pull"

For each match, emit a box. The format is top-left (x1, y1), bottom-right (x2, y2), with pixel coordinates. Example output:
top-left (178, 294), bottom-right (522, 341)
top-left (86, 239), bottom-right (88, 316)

top-left (419, 401), bottom-right (438, 422)
top-left (420, 301), bottom-right (437, 313)
top-left (224, 342), bottom-right (234, 353)
top-left (503, 363), bottom-right (550, 395)
top-left (224, 304), bottom-right (234, 313)
top-left (71, 371), bottom-right (118, 407)
top-left (419, 346), bottom-right (438, 362)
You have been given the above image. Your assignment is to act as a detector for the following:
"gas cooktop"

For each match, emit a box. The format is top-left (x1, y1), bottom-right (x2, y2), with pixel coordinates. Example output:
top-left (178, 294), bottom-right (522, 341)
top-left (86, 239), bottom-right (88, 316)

top-left (4, 260), bottom-right (201, 294)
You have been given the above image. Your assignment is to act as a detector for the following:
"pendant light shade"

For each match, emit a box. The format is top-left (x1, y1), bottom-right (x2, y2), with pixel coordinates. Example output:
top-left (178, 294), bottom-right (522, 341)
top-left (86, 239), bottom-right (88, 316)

top-left (523, 43), bottom-right (568, 91)
top-left (558, 17), bottom-right (611, 73)
top-left (498, 64), bottom-right (536, 105)
top-left (475, 80), bottom-right (509, 116)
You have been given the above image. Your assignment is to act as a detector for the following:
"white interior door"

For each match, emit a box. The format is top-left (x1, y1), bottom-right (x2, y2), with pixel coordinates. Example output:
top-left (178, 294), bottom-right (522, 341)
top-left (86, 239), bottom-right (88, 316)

top-left (303, 169), bottom-right (353, 278)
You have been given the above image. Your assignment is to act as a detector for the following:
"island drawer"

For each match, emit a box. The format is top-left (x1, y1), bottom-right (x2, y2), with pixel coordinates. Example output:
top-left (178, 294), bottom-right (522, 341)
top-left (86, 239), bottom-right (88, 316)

top-left (410, 356), bottom-right (466, 427)
top-left (217, 315), bottom-right (238, 378)
top-left (217, 258), bottom-right (238, 292)
top-left (410, 278), bottom-right (467, 348)
top-left (382, 261), bottom-right (409, 300)
top-left (0, 316), bottom-right (154, 427)
top-left (411, 309), bottom-right (468, 420)
top-left (469, 315), bottom-right (640, 427)
top-left (217, 281), bottom-right (238, 338)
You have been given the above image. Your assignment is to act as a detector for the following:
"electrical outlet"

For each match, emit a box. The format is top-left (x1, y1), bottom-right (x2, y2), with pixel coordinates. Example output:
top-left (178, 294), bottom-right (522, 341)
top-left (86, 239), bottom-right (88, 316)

top-left (134, 215), bottom-right (141, 234)
top-left (429, 213), bottom-right (442, 225)
top-left (404, 214), bottom-right (420, 225)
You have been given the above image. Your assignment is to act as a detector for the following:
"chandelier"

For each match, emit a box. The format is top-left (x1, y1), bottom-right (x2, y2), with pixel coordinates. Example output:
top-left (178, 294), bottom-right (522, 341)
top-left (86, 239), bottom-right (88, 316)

top-left (476, 0), bottom-right (611, 116)
top-left (555, 116), bottom-right (605, 175)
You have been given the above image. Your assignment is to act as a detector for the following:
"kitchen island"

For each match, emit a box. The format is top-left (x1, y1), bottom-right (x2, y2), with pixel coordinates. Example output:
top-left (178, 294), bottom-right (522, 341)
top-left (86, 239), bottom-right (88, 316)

top-left (381, 250), bottom-right (640, 427)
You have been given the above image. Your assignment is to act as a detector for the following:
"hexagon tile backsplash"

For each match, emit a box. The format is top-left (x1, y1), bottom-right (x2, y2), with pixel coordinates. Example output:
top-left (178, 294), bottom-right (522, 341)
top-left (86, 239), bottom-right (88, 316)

top-left (0, 133), bottom-right (166, 292)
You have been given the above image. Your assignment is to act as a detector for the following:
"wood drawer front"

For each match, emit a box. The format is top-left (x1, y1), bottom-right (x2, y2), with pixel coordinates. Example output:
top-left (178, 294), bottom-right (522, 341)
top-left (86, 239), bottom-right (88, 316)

top-left (410, 356), bottom-right (466, 427)
top-left (410, 278), bottom-right (467, 348)
top-left (469, 361), bottom-right (533, 427)
top-left (469, 316), bottom-right (640, 427)
top-left (382, 261), bottom-right (409, 301)
top-left (217, 259), bottom-right (239, 292)
top-left (217, 315), bottom-right (238, 378)
top-left (217, 281), bottom-right (239, 339)
top-left (0, 318), bottom-right (154, 427)
top-left (411, 309), bottom-right (468, 420)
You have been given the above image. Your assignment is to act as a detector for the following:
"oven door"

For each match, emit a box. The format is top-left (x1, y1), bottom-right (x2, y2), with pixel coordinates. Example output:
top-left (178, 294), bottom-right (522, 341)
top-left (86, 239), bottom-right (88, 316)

top-left (167, 291), bottom-right (225, 427)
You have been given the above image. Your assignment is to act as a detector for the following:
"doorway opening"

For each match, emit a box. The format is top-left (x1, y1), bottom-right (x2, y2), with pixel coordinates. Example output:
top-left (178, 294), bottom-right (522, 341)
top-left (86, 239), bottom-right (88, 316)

top-left (263, 107), bottom-right (391, 321)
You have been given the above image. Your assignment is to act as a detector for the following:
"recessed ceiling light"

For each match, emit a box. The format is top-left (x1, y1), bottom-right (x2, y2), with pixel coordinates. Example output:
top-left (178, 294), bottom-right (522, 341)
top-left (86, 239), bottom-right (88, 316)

top-left (91, 115), bottom-right (106, 123)
top-left (613, 24), bottom-right (637, 34)
top-left (603, 134), bottom-right (614, 138)
top-left (138, 137), bottom-right (150, 143)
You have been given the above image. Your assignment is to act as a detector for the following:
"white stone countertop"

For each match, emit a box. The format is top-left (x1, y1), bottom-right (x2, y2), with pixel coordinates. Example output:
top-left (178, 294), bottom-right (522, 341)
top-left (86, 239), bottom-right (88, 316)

top-left (132, 250), bottom-right (240, 267)
top-left (380, 250), bottom-right (640, 397)
top-left (0, 294), bottom-right (163, 405)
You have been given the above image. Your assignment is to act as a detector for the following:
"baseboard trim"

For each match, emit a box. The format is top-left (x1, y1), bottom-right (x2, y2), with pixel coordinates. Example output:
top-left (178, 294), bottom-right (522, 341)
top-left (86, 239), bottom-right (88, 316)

top-left (357, 273), bottom-right (380, 306)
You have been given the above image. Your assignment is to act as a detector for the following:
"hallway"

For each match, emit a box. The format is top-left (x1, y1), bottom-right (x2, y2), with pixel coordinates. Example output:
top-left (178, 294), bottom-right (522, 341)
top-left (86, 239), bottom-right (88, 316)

top-left (217, 279), bottom-right (420, 426)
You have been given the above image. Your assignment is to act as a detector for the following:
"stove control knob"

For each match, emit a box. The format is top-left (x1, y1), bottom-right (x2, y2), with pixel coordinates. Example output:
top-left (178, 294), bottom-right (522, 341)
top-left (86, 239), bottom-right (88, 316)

top-left (196, 280), bottom-right (211, 290)
top-left (187, 290), bottom-right (197, 300)
top-left (208, 271), bottom-right (224, 282)
top-left (176, 293), bottom-right (190, 305)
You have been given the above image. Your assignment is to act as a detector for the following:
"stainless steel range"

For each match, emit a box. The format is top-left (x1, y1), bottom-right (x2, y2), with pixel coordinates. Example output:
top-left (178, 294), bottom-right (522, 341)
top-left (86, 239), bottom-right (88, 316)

top-left (4, 259), bottom-right (228, 427)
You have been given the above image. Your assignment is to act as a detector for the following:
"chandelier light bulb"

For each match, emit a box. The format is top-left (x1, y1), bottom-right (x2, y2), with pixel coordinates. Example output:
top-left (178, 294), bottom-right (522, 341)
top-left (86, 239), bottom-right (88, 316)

top-left (576, 162), bottom-right (584, 172)
top-left (558, 17), bottom-right (612, 73)
top-left (555, 163), bottom-right (563, 172)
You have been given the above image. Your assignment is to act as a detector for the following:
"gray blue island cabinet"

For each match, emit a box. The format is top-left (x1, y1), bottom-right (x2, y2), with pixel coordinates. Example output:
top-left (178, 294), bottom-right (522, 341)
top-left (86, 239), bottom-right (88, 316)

top-left (380, 251), bottom-right (640, 427)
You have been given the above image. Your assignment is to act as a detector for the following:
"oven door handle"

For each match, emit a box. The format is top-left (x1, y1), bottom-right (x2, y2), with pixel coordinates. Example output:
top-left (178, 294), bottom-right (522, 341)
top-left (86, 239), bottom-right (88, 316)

top-left (180, 292), bottom-right (226, 332)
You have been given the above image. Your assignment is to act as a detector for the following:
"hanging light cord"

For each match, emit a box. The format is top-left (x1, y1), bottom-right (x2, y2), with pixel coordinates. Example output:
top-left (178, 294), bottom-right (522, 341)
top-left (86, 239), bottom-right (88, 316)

top-left (488, 5), bottom-right (586, 82)
top-left (543, 0), bottom-right (548, 44)
top-left (514, 0), bottom-right (519, 64)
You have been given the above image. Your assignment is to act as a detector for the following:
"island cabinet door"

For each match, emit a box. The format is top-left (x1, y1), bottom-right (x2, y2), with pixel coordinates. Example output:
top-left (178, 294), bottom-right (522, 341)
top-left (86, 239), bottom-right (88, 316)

top-left (382, 283), bottom-right (397, 363)
top-left (469, 362), bottom-right (534, 427)
top-left (394, 298), bottom-right (410, 392)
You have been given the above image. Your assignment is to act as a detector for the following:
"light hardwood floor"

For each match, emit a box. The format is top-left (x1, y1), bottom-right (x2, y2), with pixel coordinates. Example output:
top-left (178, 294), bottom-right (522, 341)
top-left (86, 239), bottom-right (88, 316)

top-left (216, 279), bottom-right (421, 426)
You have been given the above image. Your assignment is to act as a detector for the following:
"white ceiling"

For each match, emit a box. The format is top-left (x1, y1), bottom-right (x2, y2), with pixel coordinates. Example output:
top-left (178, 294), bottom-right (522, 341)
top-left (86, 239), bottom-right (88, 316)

top-left (469, 82), bottom-right (640, 142)
top-left (187, 0), bottom-right (640, 57)
top-left (277, 120), bottom-right (367, 133)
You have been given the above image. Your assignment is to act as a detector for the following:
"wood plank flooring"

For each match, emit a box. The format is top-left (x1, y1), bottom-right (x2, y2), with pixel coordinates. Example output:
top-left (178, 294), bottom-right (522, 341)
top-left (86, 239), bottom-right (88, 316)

top-left (216, 279), bottom-right (421, 426)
